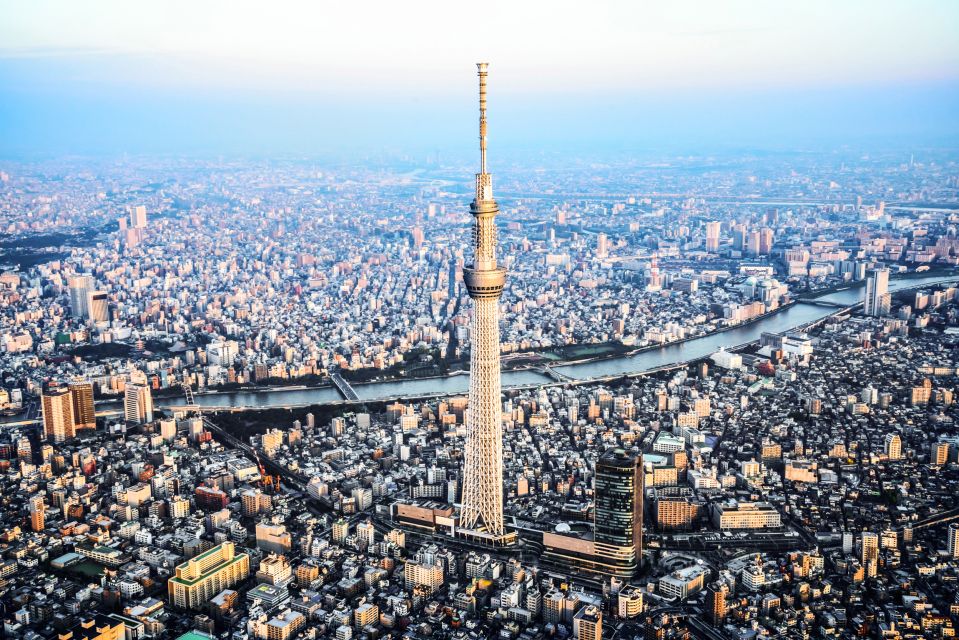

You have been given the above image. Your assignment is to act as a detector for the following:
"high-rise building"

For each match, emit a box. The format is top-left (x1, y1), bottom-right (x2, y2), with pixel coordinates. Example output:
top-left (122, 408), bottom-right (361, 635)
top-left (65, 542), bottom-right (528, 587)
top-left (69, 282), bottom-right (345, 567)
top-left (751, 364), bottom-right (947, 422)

top-left (129, 205), bottom-right (147, 229)
top-left (861, 531), bottom-right (879, 578)
top-left (933, 441), bottom-right (950, 466)
top-left (42, 386), bottom-right (75, 442)
top-left (86, 290), bottom-right (109, 322)
top-left (705, 221), bottom-right (721, 252)
top-left (655, 496), bottom-right (701, 531)
top-left (864, 268), bottom-right (891, 317)
top-left (746, 230), bottom-right (761, 256)
top-left (69, 382), bottom-right (96, 430)
top-left (948, 523), bottom-right (959, 558)
top-left (646, 253), bottom-right (662, 292)
top-left (732, 225), bottom-right (747, 252)
top-left (594, 448), bottom-right (643, 574)
top-left (758, 227), bottom-right (774, 254)
top-left (573, 605), bottom-right (602, 640)
top-left (459, 63), bottom-right (511, 544)
top-left (167, 542), bottom-right (250, 609)
top-left (885, 433), bottom-right (902, 460)
top-left (411, 226), bottom-right (425, 249)
top-left (29, 494), bottom-right (45, 532)
top-left (706, 581), bottom-right (729, 624)
top-left (332, 518), bottom-right (350, 545)
top-left (596, 232), bottom-right (609, 258)
top-left (404, 557), bottom-right (444, 594)
top-left (124, 384), bottom-right (154, 424)
top-left (68, 275), bottom-right (93, 318)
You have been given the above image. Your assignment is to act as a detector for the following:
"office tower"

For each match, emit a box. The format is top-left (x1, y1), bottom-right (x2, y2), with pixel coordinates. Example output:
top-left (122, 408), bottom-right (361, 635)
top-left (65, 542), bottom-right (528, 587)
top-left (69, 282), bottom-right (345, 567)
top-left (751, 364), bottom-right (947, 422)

top-left (732, 225), bottom-right (747, 252)
top-left (124, 383), bottom-right (154, 424)
top-left (68, 274), bottom-right (93, 318)
top-left (29, 495), bottom-right (45, 532)
top-left (86, 290), bottom-right (109, 322)
top-left (948, 523), bottom-right (959, 558)
top-left (69, 382), bottom-right (96, 430)
top-left (758, 227), bottom-right (774, 254)
top-left (573, 605), bottom-right (602, 640)
top-left (596, 232), bottom-right (609, 258)
top-left (885, 433), bottom-right (902, 460)
top-left (129, 205), bottom-right (147, 229)
top-left (861, 532), bottom-right (879, 577)
top-left (864, 268), bottom-right (891, 317)
top-left (706, 582), bottom-right (729, 624)
top-left (705, 221), bottom-right (721, 252)
top-left (42, 386), bottom-right (76, 442)
top-left (167, 542), bottom-right (250, 609)
top-left (594, 448), bottom-right (643, 574)
top-left (411, 226), bottom-right (425, 249)
top-left (459, 63), bottom-right (508, 541)
top-left (746, 230), bottom-right (761, 256)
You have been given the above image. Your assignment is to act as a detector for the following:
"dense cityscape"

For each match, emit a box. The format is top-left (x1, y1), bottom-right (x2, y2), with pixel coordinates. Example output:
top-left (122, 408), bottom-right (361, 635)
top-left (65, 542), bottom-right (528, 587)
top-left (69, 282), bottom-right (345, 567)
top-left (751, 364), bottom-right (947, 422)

top-left (3, 122), bottom-right (959, 638)
top-left (2, 4), bottom-right (959, 639)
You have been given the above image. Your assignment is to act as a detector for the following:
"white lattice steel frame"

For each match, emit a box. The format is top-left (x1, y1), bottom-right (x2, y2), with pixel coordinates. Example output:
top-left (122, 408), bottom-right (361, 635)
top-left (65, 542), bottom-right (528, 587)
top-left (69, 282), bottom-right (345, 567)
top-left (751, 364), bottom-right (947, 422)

top-left (459, 62), bottom-right (507, 537)
top-left (460, 297), bottom-right (504, 534)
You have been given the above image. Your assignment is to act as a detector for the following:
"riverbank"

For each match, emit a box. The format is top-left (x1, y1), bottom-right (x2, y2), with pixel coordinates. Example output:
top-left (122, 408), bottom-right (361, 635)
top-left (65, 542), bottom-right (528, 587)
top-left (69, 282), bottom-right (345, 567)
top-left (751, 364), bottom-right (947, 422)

top-left (76, 271), bottom-right (959, 416)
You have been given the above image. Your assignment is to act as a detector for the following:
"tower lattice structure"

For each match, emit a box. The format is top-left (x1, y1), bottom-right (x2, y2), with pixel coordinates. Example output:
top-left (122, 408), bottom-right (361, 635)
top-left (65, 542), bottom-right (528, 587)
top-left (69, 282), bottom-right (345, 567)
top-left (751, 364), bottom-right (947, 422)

top-left (459, 62), bottom-right (506, 537)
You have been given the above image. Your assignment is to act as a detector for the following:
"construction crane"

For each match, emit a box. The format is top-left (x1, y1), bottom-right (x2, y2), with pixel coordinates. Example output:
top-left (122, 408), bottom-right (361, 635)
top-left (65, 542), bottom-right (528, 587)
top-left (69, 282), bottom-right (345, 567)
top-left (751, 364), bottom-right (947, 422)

top-left (251, 448), bottom-right (280, 494)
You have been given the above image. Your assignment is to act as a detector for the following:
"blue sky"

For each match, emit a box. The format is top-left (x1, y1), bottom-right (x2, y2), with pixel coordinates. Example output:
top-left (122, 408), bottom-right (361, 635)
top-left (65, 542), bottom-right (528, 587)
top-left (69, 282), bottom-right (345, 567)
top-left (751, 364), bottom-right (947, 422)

top-left (1, 0), bottom-right (958, 157)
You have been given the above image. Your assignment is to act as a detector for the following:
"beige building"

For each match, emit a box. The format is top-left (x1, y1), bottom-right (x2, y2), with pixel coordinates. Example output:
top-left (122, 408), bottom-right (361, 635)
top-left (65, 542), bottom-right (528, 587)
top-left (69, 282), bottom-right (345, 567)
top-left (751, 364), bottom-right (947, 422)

top-left (404, 559), bottom-right (444, 594)
top-left (168, 542), bottom-right (250, 609)
top-left (617, 585), bottom-right (644, 619)
top-left (42, 387), bottom-right (75, 442)
top-left (573, 605), bottom-right (602, 640)
top-left (711, 501), bottom-right (781, 529)
top-left (249, 609), bottom-right (305, 640)
top-left (354, 602), bottom-right (379, 629)
top-left (256, 523), bottom-right (292, 554)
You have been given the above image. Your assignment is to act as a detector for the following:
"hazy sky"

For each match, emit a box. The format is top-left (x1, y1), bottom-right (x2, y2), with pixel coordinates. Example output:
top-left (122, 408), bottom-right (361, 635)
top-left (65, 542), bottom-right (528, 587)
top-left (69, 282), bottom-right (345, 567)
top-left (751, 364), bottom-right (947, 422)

top-left (1, 0), bottom-right (958, 157)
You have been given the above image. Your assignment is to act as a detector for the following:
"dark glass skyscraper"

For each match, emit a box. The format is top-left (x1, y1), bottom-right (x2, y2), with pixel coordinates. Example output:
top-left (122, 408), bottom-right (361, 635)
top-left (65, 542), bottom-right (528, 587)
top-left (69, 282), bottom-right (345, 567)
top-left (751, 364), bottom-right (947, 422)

top-left (594, 448), bottom-right (643, 573)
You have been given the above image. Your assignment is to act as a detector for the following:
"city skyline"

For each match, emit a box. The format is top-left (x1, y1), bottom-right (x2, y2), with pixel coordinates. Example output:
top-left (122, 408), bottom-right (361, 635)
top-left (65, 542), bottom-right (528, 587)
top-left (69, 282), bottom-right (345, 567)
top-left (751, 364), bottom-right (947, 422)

top-left (2, 5), bottom-right (959, 640)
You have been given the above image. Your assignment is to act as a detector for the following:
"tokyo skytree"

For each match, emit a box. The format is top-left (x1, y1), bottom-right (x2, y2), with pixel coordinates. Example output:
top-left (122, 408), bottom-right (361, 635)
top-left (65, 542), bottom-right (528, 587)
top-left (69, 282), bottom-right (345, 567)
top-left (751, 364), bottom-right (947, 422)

top-left (459, 62), bottom-right (506, 538)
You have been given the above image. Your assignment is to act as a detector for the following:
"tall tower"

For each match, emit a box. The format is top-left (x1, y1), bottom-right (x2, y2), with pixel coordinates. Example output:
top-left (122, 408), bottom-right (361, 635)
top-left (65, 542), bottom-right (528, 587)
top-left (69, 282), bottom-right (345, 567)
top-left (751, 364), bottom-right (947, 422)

top-left (594, 448), bottom-right (643, 576)
top-left (460, 62), bottom-right (507, 538)
top-left (42, 386), bottom-right (75, 443)
top-left (864, 267), bottom-right (890, 317)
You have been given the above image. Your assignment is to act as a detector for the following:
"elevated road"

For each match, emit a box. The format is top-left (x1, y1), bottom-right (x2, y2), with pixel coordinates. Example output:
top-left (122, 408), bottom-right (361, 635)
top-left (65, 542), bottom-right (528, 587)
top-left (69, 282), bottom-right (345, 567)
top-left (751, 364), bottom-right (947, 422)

top-left (200, 416), bottom-right (310, 492)
top-left (908, 506), bottom-right (959, 531)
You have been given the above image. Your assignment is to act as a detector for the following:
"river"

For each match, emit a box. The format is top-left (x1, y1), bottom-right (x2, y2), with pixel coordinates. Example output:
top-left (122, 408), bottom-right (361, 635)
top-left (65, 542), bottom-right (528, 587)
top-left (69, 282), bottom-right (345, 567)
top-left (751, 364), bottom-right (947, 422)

top-left (132, 272), bottom-right (955, 411)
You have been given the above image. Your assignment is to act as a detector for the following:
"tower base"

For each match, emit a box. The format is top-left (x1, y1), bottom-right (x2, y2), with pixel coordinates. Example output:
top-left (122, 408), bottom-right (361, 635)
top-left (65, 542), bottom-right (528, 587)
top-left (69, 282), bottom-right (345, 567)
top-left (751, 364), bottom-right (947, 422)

top-left (455, 525), bottom-right (518, 548)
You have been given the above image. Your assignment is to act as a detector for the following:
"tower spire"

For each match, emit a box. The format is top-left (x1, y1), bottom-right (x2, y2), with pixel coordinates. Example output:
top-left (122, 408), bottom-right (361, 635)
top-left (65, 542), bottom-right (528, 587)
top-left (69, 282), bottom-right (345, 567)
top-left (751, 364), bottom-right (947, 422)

top-left (475, 62), bottom-right (493, 202)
